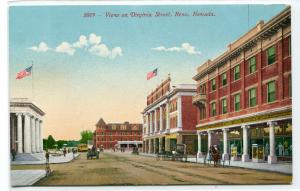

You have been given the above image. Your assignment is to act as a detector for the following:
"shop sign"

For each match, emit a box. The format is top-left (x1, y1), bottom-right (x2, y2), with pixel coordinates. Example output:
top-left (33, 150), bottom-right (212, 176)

top-left (197, 110), bottom-right (291, 130)
top-left (166, 134), bottom-right (177, 139)
top-left (231, 146), bottom-right (237, 157)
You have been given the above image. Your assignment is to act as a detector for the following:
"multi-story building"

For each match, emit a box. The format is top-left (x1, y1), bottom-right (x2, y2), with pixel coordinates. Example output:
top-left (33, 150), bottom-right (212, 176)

top-left (142, 77), bottom-right (198, 154)
top-left (193, 7), bottom-right (291, 164)
top-left (93, 118), bottom-right (142, 149)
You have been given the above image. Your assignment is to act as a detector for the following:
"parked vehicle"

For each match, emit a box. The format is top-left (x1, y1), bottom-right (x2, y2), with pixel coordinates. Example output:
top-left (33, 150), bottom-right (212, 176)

top-left (77, 144), bottom-right (88, 152)
top-left (87, 148), bottom-right (100, 159)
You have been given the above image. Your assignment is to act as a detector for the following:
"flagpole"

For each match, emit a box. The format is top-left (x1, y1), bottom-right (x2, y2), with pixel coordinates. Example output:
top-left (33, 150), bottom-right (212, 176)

top-left (31, 61), bottom-right (34, 102)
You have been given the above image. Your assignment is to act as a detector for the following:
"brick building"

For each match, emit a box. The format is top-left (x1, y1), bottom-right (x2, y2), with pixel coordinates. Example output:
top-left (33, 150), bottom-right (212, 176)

top-left (142, 77), bottom-right (198, 154)
top-left (193, 7), bottom-right (291, 164)
top-left (93, 118), bottom-right (142, 149)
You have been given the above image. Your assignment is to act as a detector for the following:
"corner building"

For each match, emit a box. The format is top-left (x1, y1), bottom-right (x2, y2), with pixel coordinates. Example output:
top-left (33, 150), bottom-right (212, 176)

top-left (142, 77), bottom-right (198, 154)
top-left (93, 118), bottom-right (142, 149)
top-left (193, 7), bottom-right (291, 164)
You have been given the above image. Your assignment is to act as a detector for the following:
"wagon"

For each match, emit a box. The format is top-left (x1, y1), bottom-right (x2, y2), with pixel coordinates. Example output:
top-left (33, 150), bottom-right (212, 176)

top-left (87, 149), bottom-right (100, 159)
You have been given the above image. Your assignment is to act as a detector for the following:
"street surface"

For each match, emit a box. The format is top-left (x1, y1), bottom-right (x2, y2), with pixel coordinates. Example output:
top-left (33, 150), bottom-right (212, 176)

top-left (11, 151), bottom-right (292, 185)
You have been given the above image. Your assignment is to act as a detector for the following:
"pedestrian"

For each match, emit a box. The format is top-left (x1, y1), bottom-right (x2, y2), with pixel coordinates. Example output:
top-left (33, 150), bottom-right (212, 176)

top-left (45, 149), bottom-right (50, 163)
top-left (11, 148), bottom-right (16, 161)
top-left (63, 147), bottom-right (67, 157)
top-left (72, 148), bottom-right (75, 159)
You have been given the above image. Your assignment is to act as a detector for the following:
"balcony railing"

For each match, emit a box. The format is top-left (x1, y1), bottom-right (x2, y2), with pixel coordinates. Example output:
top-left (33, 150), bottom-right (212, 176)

top-left (192, 94), bottom-right (207, 106)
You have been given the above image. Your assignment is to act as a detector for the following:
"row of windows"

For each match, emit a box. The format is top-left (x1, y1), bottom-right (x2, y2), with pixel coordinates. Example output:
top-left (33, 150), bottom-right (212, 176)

top-left (96, 132), bottom-right (142, 135)
top-left (210, 80), bottom-right (284, 117)
top-left (96, 138), bottom-right (142, 141)
top-left (207, 45), bottom-right (278, 92)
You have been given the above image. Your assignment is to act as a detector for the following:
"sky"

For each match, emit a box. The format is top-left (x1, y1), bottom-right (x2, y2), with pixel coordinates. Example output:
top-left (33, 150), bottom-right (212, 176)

top-left (9, 4), bottom-right (287, 140)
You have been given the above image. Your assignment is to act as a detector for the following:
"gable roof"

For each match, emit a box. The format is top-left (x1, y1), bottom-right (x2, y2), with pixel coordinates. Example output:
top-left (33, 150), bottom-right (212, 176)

top-left (96, 118), bottom-right (106, 126)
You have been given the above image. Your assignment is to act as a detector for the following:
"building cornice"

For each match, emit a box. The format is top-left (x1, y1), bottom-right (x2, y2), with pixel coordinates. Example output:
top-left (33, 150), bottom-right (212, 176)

top-left (10, 101), bottom-right (45, 116)
top-left (193, 6), bottom-right (291, 81)
top-left (142, 87), bottom-right (196, 114)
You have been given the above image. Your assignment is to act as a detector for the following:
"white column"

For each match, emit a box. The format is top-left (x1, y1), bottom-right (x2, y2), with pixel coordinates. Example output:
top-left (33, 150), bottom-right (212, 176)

top-left (159, 137), bottom-right (162, 153)
top-left (35, 119), bottom-right (40, 153)
top-left (166, 102), bottom-right (170, 132)
top-left (150, 112), bottom-right (153, 135)
top-left (17, 113), bottom-right (23, 154)
top-left (148, 139), bottom-right (151, 154)
top-left (159, 106), bottom-right (163, 132)
top-left (268, 121), bottom-right (277, 164)
top-left (154, 109), bottom-right (157, 133)
top-left (177, 96), bottom-right (182, 128)
top-left (148, 139), bottom-right (152, 154)
top-left (39, 121), bottom-right (43, 152)
top-left (145, 114), bottom-right (148, 135)
top-left (222, 128), bottom-right (229, 160)
top-left (31, 116), bottom-right (36, 153)
top-left (207, 130), bottom-right (212, 158)
top-left (24, 114), bottom-right (31, 153)
top-left (197, 132), bottom-right (203, 158)
top-left (154, 138), bottom-right (157, 154)
top-left (242, 125), bottom-right (250, 162)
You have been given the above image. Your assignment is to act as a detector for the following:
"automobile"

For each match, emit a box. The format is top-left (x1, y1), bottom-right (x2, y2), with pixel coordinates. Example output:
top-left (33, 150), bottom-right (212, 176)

top-left (77, 144), bottom-right (88, 152)
top-left (87, 148), bottom-right (100, 159)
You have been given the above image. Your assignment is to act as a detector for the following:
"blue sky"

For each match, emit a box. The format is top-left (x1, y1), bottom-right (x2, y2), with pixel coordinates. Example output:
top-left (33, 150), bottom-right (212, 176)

top-left (9, 4), bottom-right (287, 139)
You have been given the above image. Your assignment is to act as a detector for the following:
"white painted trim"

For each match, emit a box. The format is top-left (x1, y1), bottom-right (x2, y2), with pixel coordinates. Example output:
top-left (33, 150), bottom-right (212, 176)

top-left (197, 106), bottom-right (291, 129)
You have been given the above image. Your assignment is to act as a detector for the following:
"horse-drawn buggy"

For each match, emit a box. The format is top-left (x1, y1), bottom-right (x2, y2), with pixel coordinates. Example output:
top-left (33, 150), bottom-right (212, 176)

top-left (156, 144), bottom-right (187, 162)
top-left (87, 147), bottom-right (100, 159)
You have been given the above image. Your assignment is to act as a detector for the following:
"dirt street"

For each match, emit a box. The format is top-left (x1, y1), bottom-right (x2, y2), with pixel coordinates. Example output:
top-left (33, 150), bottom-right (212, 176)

top-left (11, 151), bottom-right (292, 186)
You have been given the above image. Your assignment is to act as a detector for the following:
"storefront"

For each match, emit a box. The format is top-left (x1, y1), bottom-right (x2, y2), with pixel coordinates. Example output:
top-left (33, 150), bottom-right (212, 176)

top-left (182, 135), bottom-right (198, 154)
top-left (197, 117), bottom-right (292, 164)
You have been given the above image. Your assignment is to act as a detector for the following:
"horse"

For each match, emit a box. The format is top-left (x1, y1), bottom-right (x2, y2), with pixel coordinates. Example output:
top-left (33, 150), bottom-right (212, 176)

top-left (210, 146), bottom-right (221, 167)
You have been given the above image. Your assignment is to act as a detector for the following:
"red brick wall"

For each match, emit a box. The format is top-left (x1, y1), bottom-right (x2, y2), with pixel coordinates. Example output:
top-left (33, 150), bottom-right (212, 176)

top-left (196, 35), bottom-right (291, 125)
top-left (94, 126), bottom-right (143, 149)
top-left (181, 96), bottom-right (198, 131)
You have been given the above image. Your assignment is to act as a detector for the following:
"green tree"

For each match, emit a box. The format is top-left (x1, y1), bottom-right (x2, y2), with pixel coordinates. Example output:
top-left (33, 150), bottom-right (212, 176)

top-left (47, 135), bottom-right (56, 149)
top-left (56, 140), bottom-right (68, 149)
top-left (80, 130), bottom-right (93, 144)
top-left (43, 139), bottom-right (48, 150)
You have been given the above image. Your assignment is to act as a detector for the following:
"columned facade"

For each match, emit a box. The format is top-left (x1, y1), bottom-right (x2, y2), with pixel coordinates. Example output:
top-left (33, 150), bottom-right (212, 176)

top-left (10, 98), bottom-right (45, 155)
top-left (142, 77), bottom-right (198, 155)
top-left (193, 8), bottom-right (291, 164)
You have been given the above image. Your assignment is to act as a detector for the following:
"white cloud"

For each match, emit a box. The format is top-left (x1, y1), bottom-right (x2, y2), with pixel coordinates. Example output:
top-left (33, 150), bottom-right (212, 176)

top-left (28, 42), bottom-right (49, 52)
top-left (73, 35), bottom-right (88, 48)
top-left (55, 42), bottom-right (75, 56)
top-left (89, 44), bottom-right (110, 57)
top-left (89, 44), bottom-right (122, 59)
top-left (89, 33), bottom-right (101, 45)
top-left (111, 47), bottom-right (123, 59)
top-left (152, 43), bottom-right (201, 55)
top-left (28, 33), bottom-right (122, 59)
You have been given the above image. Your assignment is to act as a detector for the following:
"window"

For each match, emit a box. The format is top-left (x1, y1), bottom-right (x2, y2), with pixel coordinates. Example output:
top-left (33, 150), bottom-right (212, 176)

top-left (288, 36), bottom-right (291, 56)
top-left (267, 81), bottom-right (276, 103)
top-left (221, 73), bottom-right (227, 86)
top-left (211, 78), bottom-right (216, 91)
top-left (289, 75), bottom-right (292, 97)
top-left (249, 56), bottom-right (256, 74)
top-left (234, 65), bottom-right (240, 80)
top-left (249, 88), bottom-right (256, 107)
top-left (267, 46), bottom-right (276, 65)
top-left (211, 102), bottom-right (216, 117)
top-left (221, 99), bottom-right (227, 114)
top-left (234, 94), bottom-right (240, 111)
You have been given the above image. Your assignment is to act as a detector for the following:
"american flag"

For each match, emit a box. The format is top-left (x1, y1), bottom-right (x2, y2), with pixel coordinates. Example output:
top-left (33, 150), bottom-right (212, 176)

top-left (16, 66), bottom-right (32, 80)
top-left (147, 68), bottom-right (158, 80)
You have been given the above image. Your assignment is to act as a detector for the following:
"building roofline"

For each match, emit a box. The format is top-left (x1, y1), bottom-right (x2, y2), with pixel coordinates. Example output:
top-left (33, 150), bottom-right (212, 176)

top-left (193, 6), bottom-right (291, 81)
top-left (10, 98), bottom-right (45, 116)
top-left (142, 84), bottom-right (196, 114)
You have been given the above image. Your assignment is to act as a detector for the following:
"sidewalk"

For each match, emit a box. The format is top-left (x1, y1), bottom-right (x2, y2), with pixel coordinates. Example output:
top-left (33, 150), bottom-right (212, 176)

top-left (11, 152), bottom-right (80, 165)
top-left (11, 170), bottom-right (46, 186)
top-left (139, 152), bottom-right (292, 174)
